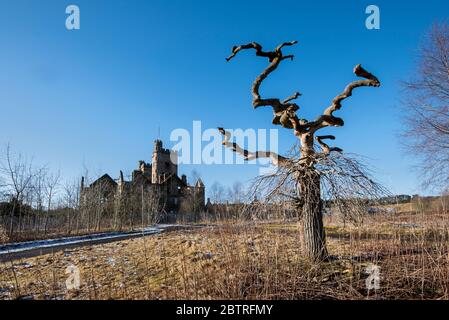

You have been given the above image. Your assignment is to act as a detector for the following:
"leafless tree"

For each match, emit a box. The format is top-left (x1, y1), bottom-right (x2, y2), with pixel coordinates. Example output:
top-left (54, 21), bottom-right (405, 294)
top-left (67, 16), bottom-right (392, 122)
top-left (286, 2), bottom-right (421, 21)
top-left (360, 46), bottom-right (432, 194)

top-left (402, 21), bottom-right (449, 191)
top-left (210, 181), bottom-right (225, 203)
top-left (137, 184), bottom-right (166, 226)
top-left (43, 170), bottom-right (61, 234)
top-left (228, 181), bottom-right (244, 204)
top-left (220, 41), bottom-right (383, 261)
top-left (62, 178), bottom-right (81, 234)
top-left (33, 167), bottom-right (46, 213)
top-left (0, 144), bottom-right (38, 236)
top-left (0, 170), bottom-right (6, 201)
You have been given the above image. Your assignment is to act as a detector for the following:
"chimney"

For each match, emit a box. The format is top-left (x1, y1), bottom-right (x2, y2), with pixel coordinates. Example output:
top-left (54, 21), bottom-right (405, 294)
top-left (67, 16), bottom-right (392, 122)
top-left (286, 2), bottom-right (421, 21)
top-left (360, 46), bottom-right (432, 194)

top-left (119, 171), bottom-right (125, 194)
top-left (181, 174), bottom-right (187, 185)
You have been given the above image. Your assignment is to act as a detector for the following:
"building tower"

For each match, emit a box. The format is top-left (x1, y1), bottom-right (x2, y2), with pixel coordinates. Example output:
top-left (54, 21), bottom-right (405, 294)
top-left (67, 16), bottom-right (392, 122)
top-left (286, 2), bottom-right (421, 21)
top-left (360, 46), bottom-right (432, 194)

top-left (151, 140), bottom-right (178, 184)
top-left (194, 178), bottom-right (205, 210)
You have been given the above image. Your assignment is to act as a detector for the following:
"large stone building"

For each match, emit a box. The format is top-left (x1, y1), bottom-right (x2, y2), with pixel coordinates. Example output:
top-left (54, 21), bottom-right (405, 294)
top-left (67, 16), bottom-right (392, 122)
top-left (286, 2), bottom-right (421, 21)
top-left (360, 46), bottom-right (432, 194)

top-left (80, 140), bottom-right (205, 214)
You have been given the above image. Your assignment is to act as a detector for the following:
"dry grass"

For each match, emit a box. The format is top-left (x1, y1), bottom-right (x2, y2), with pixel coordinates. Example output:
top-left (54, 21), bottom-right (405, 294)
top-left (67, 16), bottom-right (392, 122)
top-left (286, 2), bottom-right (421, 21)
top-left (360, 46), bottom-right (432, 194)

top-left (0, 225), bottom-right (8, 244)
top-left (0, 210), bottom-right (448, 300)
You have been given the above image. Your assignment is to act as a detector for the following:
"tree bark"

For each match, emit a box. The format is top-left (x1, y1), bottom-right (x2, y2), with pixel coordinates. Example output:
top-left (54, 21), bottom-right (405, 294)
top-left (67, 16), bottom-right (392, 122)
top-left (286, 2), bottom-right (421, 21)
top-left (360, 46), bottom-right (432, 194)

top-left (298, 172), bottom-right (328, 262)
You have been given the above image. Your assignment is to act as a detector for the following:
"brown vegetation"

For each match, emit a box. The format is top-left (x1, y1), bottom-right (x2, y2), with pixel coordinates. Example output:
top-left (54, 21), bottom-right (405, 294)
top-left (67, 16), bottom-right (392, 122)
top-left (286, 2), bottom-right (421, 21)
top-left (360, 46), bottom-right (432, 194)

top-left (1, 200), bottom-right (448, 300)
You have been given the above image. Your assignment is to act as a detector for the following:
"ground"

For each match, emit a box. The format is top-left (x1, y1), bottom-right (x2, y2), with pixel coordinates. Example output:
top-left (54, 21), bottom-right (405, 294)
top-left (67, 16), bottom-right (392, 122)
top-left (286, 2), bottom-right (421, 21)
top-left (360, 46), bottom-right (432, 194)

top-left (1, 211), bottom-right (448, 300)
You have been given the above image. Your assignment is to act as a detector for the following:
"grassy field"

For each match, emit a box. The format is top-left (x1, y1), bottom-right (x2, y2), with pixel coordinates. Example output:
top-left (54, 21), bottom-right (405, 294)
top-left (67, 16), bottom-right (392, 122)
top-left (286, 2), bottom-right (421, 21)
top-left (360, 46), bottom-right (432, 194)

top-left (1, 209), bottom-right (448, 300)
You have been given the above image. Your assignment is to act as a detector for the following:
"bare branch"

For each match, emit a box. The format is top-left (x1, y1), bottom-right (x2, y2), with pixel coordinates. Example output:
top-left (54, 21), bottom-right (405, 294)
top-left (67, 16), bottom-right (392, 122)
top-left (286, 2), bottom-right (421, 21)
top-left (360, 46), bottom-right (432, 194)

top-left (275, 41), bottom-right (299, 52)
top-left (226, 41), bottom-right (303, 131)
top-left (309, 64), bottom-right (381, 132)
top-left (325, 64), bottom-right (380, 116)
top-left (218, 128), bottom-right (290, 167)
top-left (226, 41), bottom-right (298, 63)
top-left (316, 135), bottom-right (343, 154)
top-left (283, 92), bottom-right (302, 104)
top-left (226, 42), bottom-right (274, 62)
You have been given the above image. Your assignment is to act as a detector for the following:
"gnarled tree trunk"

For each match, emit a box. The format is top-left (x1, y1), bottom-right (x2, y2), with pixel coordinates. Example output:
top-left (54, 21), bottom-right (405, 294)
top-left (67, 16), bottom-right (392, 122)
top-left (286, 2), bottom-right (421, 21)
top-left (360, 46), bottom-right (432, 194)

top-left (298, 172), bottom-right (328, 261)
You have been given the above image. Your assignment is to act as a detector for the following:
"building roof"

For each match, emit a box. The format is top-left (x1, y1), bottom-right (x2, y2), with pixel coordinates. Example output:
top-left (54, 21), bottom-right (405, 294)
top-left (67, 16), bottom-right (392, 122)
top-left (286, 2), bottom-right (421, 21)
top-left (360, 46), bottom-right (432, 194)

top-left (160, 173), bottom-right (187, 187)
top-left (89, 174), bottom-right (117, 188)
top-left (195, 179), bottom-right (205, 188)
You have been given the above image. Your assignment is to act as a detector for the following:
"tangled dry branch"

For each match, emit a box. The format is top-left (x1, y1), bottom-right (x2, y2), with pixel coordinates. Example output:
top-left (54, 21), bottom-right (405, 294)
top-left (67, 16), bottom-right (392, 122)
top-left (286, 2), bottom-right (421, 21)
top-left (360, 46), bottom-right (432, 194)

top-left (247, 152), bottom-right (390, 223)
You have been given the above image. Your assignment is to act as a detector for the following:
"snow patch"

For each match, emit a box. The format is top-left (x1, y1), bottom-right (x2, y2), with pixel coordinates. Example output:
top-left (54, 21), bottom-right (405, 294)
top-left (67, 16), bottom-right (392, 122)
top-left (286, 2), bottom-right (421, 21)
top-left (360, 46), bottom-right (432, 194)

top-left (0, 224), bottom-right (181, 257)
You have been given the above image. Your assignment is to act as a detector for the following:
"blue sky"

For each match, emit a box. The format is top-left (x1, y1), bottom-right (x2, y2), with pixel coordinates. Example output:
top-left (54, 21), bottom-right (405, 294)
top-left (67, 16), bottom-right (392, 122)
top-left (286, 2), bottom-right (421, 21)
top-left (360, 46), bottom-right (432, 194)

top-left (0, 0), bottom-right (447, 197)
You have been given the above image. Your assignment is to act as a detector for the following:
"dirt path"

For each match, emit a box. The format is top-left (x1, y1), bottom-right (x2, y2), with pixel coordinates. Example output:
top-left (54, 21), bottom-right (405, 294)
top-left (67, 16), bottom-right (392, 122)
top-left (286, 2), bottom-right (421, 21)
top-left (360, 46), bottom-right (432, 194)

top-left (0, 224), bottom-right (200, 262)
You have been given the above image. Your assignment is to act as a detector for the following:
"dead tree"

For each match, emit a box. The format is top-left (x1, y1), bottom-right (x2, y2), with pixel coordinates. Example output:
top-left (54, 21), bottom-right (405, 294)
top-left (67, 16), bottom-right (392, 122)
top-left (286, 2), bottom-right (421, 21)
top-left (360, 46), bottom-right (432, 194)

top-left (220, 41), bottom-right (381, 261)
